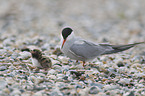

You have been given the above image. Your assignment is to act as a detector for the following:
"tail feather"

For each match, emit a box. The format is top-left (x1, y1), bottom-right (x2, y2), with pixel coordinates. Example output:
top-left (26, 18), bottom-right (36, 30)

top-left (100, 42), bottom-right (145, 55)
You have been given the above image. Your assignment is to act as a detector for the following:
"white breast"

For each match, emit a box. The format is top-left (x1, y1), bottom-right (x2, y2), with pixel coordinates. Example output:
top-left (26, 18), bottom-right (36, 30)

top-left (31, 58), bottom-right (42, 68)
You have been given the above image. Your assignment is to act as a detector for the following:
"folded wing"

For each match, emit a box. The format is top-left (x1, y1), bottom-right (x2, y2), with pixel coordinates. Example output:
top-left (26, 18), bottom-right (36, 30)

top-left (70, 40), bottom-right (113, 59)
top-left (70, 41), bottom-right (144, 58)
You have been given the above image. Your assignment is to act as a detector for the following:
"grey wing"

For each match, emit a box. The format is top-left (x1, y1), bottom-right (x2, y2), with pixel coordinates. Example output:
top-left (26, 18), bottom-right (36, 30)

top-left (70, 41), bottom-right (113, 59)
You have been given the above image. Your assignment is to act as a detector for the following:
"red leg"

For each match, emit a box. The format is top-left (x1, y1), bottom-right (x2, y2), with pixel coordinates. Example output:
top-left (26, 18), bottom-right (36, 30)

top-left (83, 61), bottom-right (85, 67)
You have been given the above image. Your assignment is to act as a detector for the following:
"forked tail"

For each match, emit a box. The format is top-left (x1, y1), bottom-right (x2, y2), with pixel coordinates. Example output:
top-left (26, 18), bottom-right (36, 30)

top-left (100, 42), bottom-right (145, 55)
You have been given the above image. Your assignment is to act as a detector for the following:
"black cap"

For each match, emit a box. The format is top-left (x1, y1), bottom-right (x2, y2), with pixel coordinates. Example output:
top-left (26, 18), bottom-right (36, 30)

top-left (62, 27), bottom-right (73, 39)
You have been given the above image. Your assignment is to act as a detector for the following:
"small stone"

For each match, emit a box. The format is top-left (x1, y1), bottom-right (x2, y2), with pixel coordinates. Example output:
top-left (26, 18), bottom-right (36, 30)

top-left (21, 47), bottom-right (31, 52)
top-left (123, 91), bottom-right (134, 96)
top-left (57, 74), bottom-right (65, 79)
top-left (58, 56), bottom-right (69, 64)
top-left (11, 88), bottom-right (21, 95)
top-left (3, 38), bottom-right (15, 46)
top-left (70, 70), bottom-right (85, 77)
top-left (118, 78), bottom-right (130, 84)
top-left (135, 84), bottom-right (144, 88)
top-left (133, 73), bottom-right (145, 78)
top-left (89, 86), bottom-right (100, 94)
top-left (35, 77), bottom-right (44, 84)
top-left (36, 73), bottom-right (45, 77)
top-left (33, 91), bottom-right (43, 96)
top-left (2, 88), bottom-right (10, 94)
top-left (51, 60), bottom-right (60, 65)
top-left (0, 55), bottom-right (4, 59)
top-left (48, 75), bottom-right (56, 80)
top-left (63, 76), bottom-right (68, 80)
top-left (62, 65), bottom-right (70, 71)
top-left (0, 79), bottom-right (7, 89)
top-left (53, 65), bottom-right (62, 70)
top-left (48, 69), bottom-right (56, 75)
top-left (5, 77), bottom-right (15, 84)
top-left (18, 51), bottom-right (31, 59)
top-left (128, 91), bottom-right (135, 96)
top-left (41, 43), bottom-right (50, 50)
top-left (30, 76), bottom-right (37, 83)
top-left (0, 49), bottom-right (7, 55)
top-left (78, 88), bottom-right (89, 96)
top-left (75, 84), bottom-right (83, 89)
top-left (103, 84), bottom-right (120, 91)
top-left (117, 61), bottom-right (124, 67)
top-left (50, 88), bottom-right (63, 96)
top-left (21, 92), bottom-right (32, 96)
top-left (49, 54), bottom-right (58, 60)
top-left (11, 52), bottom-right (20, 59)
top-left (97, 92), bottom-right (106, 96)
top-left (0, 66), bottom-right (7, 71)
top-left (90, 83), bottom-right (104, 88)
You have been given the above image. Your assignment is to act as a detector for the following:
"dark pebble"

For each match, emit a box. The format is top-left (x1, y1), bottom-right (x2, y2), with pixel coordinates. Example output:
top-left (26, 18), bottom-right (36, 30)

top-left (117, 62), bottom-right (124, 67)
top-left (89, 86), bottom-right (99, 94)
top-left (0, 66), bottom-right (7, 71)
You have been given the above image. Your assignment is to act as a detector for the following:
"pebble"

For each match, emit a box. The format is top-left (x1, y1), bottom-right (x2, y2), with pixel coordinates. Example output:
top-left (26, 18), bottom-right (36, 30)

top-left (103, 84), bottom-right (120, 91)
top-left (118, 78), bottom-right (130, 84)
top-left (117, 61), bottom-right (125, 67)
top-left (58, 56), bottom-right (69, 64)
top-left (18, 51), bottom-right (31, 59)
top-left (3, 38), bottom-right (15, 46)
top-left (2, 88), bottom-right (10, 94)
top-left (33, 91), bottom-right (43, 96)
top-left (0, 66), bottom-right (7, 71)
top-left (90, 83), bottom-right (104, 88)
top-left (51, 60), bottom-right (60, 65)
top-left (48, 69), bottom-right (57, 75)
top-left (53, 65), bottom-right (62, 70)
top-left (0, 79), bottom-right (7, 89)
top-left (89, 86), bottom-right (101, 94)
top-left (97, 92), bottom-right (107, 96)
top-left (72, 88), bottom-right (83, 95)
top-left (41, 43), bottom-right (50, 50)
top-left (30, 76), bottom-right (37, 83)
top-left (135, 84), bottom-right (144, 88)
top-left (48, 75), bottom-right (57, 80)
top-left (11, 88), bottom-right (21, 96)
top-left (36, 73), bottom-right (45, 77)
top-left (50, 88), bottom-right (63, 96)
top-left (56, 74), bottom-right (65, 79)
top-left (123, 91), bottom-right (134, 96)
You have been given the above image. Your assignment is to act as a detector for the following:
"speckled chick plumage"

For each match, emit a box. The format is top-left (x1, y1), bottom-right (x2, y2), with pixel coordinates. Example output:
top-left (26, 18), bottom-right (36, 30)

top-left (30, 49), bottom-right (52, 69)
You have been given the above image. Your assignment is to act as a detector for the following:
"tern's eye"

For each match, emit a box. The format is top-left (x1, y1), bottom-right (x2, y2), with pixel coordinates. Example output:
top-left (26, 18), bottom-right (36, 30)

top-left (62, 27), bottom-right (73, 39)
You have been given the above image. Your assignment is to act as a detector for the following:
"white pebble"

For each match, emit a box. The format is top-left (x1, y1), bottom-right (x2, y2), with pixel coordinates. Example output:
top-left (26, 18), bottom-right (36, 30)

top-left (48, 75), bottom-right (56, 80)
top-left (48, 69), bottom-right (57, 75)
top-left (118, 78), bottom-right (130, 84)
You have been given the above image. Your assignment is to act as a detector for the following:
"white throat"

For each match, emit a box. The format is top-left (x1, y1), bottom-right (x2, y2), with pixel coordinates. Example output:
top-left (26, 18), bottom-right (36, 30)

top-left (31, 57), bottom-right (42, 67)
top-left (61, 32), bottom-right (75, 48)
top-left (61, 32), bottom-right (76, 53)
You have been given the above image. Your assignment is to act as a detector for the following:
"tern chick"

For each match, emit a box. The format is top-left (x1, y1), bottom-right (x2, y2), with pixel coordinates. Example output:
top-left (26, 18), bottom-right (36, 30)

top-left (30, 49), bottom-right (52, 69)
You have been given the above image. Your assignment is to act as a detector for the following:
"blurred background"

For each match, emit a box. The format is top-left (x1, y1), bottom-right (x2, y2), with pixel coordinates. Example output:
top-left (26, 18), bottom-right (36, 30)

top-left (0, 0), bottom-right (145, 48)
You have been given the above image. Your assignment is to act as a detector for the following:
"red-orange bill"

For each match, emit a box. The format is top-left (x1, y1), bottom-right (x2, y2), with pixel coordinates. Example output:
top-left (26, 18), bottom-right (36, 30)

top-left (61, 39), bottom-right (66, 48)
